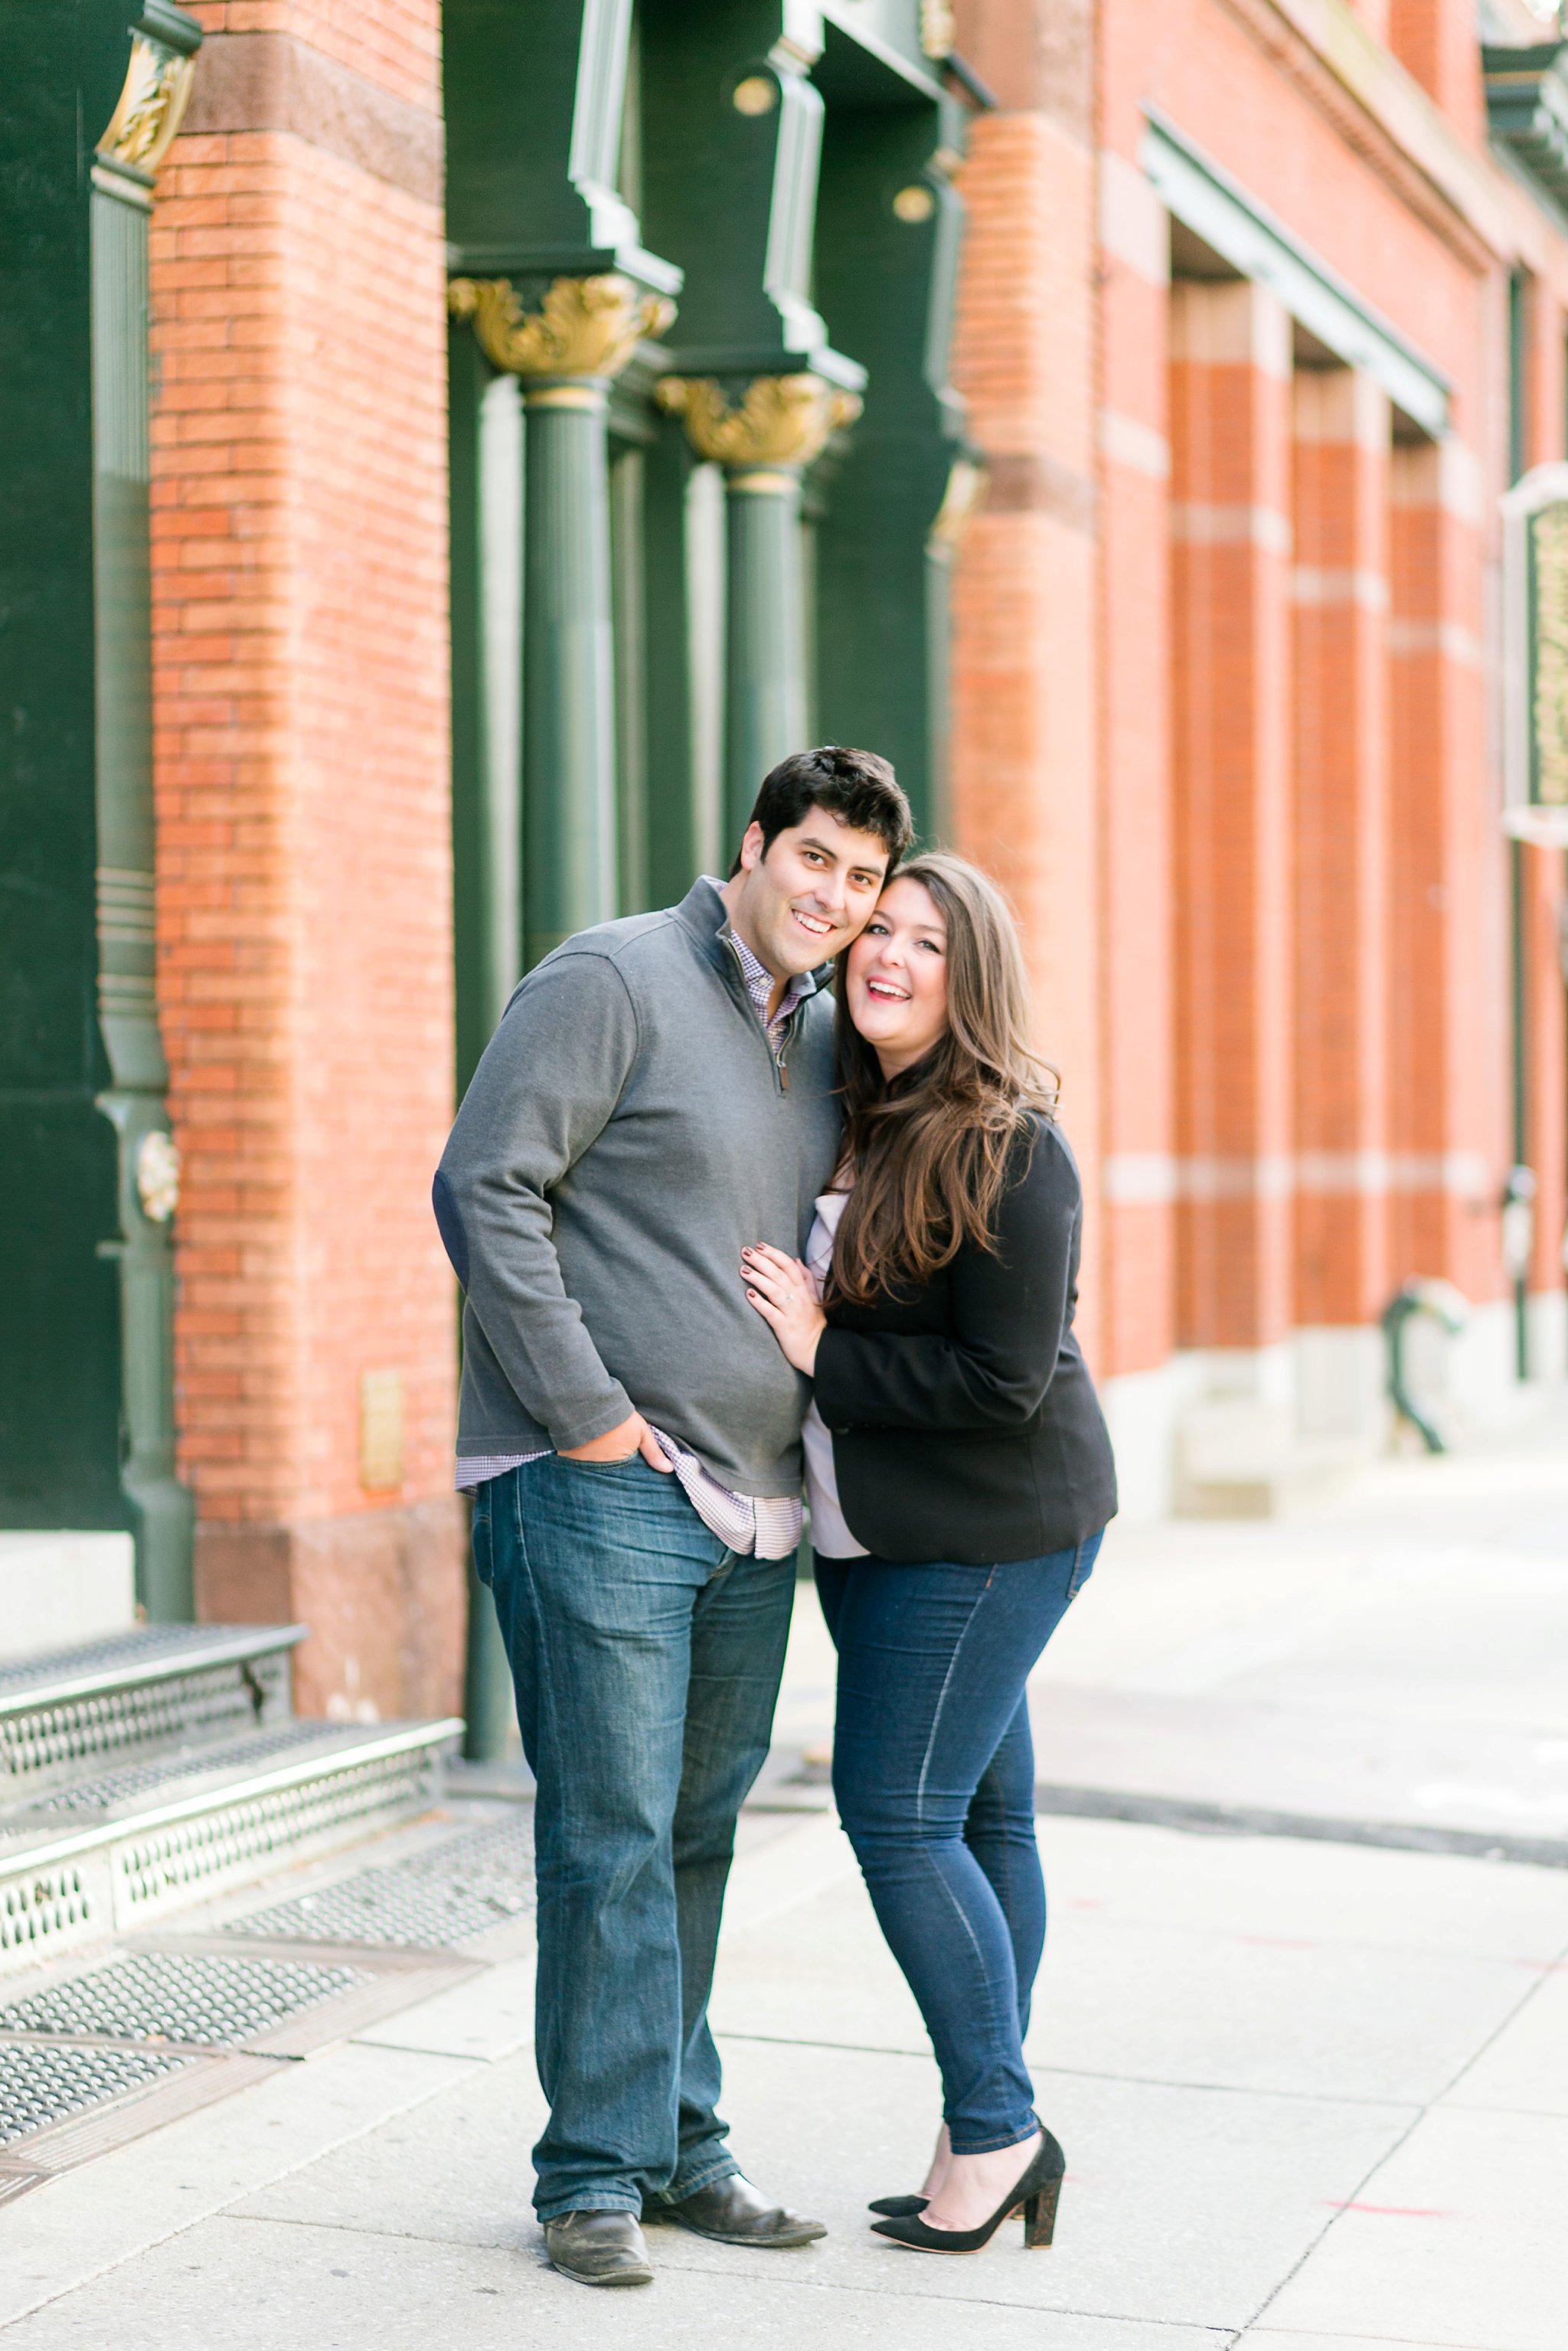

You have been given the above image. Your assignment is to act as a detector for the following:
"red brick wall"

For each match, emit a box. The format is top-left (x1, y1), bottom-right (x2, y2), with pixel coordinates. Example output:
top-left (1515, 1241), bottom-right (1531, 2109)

top-left (1389, 0), bottom-right (1484, 145)
top-left (949, 84), bottom-right (1104, 1363)
top-left (1291, 368), bottom-right (1391, 1330)
top-left (150, 4), bottom-right (461, 1718)
top-left (1168, 280), bottom-right (1296, 1352)
top-left (1114, 0), bottom-right (1549, 1411)
top-left (1099, 149), bottom-right (1177, 1381)
top-left (139, 0), bottom-right (1566, 1575)
top-left (1387, 440), bottom-right (1494, 1306)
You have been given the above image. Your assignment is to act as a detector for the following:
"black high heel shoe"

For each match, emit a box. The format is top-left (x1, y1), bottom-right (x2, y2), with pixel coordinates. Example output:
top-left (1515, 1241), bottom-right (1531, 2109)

top-left (867, 2194), bottom-right (927, 2217)
top-left (870, 2127), bottom-right (1064, 2255)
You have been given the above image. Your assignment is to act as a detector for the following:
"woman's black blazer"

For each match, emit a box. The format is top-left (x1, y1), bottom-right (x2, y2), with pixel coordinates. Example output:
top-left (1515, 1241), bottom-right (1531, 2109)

top-left (812, 1112), bottom-right (1117, 1565)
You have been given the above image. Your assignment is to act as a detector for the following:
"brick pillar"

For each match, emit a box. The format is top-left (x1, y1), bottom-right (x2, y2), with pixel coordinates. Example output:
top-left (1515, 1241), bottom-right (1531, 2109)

top-left (1168, 280), bottom-right (1294, 1360)
top-left (950, 94), bottom-right (1102, 1357)
top-left (149, 9), bottom-right (462, 1721)
top-left (1291, 368), bottom-right (1390, 1431)
top-left (1096, 147), bottom-right (1176, 1483)
top-left (1387, 439), bottom-right (1495, 1310)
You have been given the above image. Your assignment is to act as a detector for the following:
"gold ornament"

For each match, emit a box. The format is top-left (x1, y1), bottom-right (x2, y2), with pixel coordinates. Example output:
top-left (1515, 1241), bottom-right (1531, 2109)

top-left (655, 373), bottom-right (862, 471)
top-left (135, 1130), bottom-right (182, 1225)
top-left (97, 31), bottom-right (197, 178)
top-left (927, 456), bottom-right (987, 554)
top-left (448, 273), bottom-right (676, 381)
top-left (731, 74), bottom-right (779, 115)
top-left (920, 0), bottom-right (957, 60)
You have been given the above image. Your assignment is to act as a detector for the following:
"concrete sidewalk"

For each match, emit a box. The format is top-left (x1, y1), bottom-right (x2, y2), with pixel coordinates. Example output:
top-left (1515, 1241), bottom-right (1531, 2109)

top-left (3, 1401), bottom-right (1566, 2348)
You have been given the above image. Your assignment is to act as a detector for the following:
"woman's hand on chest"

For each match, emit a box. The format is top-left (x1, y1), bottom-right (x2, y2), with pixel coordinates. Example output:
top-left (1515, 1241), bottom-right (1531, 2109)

top-left (742, 1241), bottom-right (826, 1374)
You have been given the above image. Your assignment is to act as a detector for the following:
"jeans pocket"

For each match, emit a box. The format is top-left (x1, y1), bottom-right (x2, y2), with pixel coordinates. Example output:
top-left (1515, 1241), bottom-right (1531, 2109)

top-left (557, 1451), bottom-right (645, 1474)
top-left (470, 1483), bottom-right (495, 1589)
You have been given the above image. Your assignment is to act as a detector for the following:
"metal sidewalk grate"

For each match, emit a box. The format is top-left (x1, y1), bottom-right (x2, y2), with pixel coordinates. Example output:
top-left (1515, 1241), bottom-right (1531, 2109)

top-left (0, 1630), bottom-right (226, 1701)
top-left (227, 1813), bottom-right (535, 1947)
top-left (0, 2042), bottom-right (193, 2147)
top-left (25, 1722), bottom-right (330, 1813)
top-left (0, 1949), bottom-right (368, 2047)
top-left (2, 1664), bottom-right (281, 1790)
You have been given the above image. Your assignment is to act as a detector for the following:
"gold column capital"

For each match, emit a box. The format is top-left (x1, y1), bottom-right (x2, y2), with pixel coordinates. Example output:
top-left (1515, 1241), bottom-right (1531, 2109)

top-left (95, 28), bottom-right (198, 192)
top-left (920, 0), bottom-right (957, 59)
top-left (927, 456), bottom-right (987, 558)
top-left (654, 372), bottom-right (862, 472)
top-left (448, 273), bottom-right (677, 382)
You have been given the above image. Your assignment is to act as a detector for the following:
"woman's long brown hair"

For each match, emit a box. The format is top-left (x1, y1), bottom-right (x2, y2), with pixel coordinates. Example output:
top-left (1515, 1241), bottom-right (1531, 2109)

top-left (828, 852), bottom-right (1060, 1306)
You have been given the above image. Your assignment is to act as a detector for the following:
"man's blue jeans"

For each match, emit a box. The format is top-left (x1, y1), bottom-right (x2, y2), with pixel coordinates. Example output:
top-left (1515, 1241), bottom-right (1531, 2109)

top-left (815, 1532), bottom-right (1102, 2154)
top-left (472, 1453), bottom-right (796, 2221)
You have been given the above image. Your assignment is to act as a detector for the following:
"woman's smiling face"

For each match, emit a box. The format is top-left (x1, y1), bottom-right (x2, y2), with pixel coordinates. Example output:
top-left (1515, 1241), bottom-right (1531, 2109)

top-left (844, 875), bottom-right (949, 1077)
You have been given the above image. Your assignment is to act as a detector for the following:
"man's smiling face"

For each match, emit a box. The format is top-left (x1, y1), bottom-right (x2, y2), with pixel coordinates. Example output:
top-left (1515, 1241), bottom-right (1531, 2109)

top-left (724, 808), bottom-right (893, 980)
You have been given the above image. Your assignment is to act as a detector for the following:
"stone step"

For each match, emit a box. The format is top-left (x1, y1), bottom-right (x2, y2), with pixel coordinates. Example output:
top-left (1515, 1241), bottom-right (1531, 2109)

top-left (0, 1534), bottom-right (135, 1664)
top-left (1174, 1400), bottom-right (1372, 1519)
top-left (0, 1626), bottom-right (306, 1803)
top-left (0, 1716), bottom-right (462, 1979)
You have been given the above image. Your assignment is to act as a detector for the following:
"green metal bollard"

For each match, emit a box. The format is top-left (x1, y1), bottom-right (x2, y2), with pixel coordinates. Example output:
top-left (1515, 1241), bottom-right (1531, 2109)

top-left (1380, 1278), bottom-right (1468, 1455)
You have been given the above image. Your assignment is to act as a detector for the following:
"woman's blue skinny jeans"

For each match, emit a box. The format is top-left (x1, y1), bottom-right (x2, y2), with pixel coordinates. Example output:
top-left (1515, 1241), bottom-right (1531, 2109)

top-left (815, 1531), bottom-right (1102, 2155)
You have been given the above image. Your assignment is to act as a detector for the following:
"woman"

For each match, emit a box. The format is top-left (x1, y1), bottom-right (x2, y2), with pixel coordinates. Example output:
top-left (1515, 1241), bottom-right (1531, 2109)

top-left (742, 852), bottom-right (1116, 2258)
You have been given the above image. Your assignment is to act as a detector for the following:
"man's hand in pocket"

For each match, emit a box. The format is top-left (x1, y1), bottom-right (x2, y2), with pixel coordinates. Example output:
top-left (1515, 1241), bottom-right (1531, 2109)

top-left (558, 1412), bottom-right (675, 1471)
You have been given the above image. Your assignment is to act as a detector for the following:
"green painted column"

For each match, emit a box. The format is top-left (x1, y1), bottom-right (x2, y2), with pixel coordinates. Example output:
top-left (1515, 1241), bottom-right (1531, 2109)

top-left (641, 428), bottom-right (724, 896)
top-left (459, 1540), bottom-right (517, 1766)
top-left (444, 4), bottom-right (682, 1765)
top-left (90, 10), bottom-right (201, 1620)
top-left (724, 468), bottom-right (807, 849)
top-left (449, 327), bottom-right (523, 1094)
top-left (448, 272), bottom-right (674, 1761)
top-left (521, 380), bottom-right (619, 963)
top-left (450, 275), bottom-right (675, 966)
top-left (658, 371), bottom-right (860, 845)
top-left (447, 325), bottom-right (523, 1764)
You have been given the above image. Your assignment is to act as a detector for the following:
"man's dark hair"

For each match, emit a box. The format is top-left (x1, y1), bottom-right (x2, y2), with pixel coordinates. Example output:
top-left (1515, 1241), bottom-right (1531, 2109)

top-left (728, 746), bottom-right (913, 878)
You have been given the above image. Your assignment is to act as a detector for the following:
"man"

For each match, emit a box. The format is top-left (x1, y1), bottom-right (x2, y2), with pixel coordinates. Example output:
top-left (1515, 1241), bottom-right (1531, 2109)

top-left (435, 747), bottom-right (913, 2288)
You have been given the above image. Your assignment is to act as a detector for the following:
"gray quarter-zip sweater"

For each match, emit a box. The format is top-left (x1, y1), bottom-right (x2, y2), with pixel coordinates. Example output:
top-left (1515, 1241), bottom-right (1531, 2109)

top-left (433, 878), bottom-right (842, 1498)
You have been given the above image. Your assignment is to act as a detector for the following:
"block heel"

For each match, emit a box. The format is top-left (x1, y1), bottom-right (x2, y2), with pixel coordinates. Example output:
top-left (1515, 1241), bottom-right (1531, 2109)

top-left (1022, 2173), bottom-right (1060, 2247)
top-left (870, 2127), bottom-right (1065, 2256)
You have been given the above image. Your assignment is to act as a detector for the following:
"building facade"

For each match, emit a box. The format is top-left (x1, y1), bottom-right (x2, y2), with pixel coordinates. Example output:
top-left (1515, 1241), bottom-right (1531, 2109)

top-left (951, 0), bottom-right (1568, 1512)
top-left (3, 0), bottom-right (1564, 1719)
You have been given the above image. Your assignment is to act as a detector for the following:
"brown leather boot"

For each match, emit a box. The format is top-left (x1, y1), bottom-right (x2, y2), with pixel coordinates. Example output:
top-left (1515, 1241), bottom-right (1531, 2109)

top-left (544, 2209), bottom-right (655, 2286)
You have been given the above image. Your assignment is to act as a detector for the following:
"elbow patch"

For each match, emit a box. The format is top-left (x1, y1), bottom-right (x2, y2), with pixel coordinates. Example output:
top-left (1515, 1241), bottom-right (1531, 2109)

top-left (432, 1169), bottom-right (469, 1288)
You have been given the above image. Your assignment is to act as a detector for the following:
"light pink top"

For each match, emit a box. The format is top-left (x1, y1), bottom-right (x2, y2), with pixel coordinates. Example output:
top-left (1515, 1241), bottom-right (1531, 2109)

top-left (802, 1190), bottom-right (868, 1559)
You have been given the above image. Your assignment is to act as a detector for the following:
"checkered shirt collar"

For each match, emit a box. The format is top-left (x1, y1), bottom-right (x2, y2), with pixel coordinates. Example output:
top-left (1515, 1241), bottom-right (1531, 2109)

top-left (722, 918), bottom-right (811, 1036)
